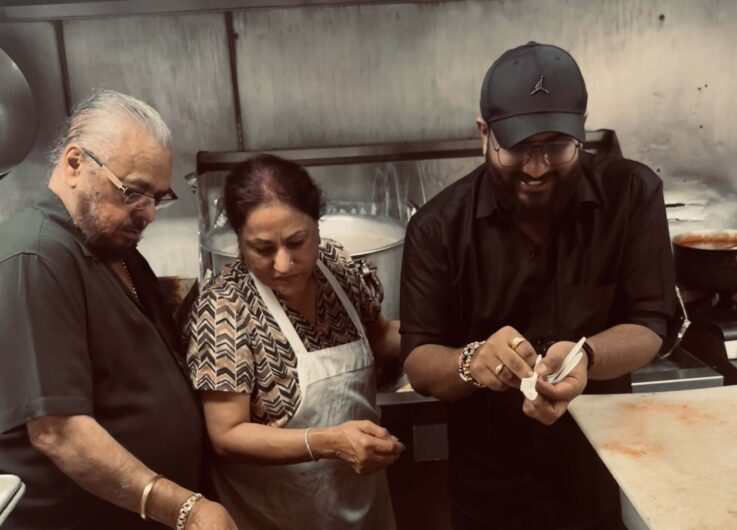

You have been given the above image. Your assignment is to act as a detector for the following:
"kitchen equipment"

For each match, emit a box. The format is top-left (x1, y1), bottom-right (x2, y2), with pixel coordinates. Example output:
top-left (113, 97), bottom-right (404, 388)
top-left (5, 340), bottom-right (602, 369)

top-left (0, 48), bottom-right (37, 179)
top-left (679, 307), bottom-right (737, 385)
top-left (672, 230), bottom-right (737, 384)
top-left (193, 156), bottom-right (417, 320)
top-left (673, 230), bottom-right (737, 292)
top-left (200, 205), bottom-right (411, 320)
top-left (0, 475), bottom-right (25, 525)
top-left (655, 285), bottom-right (691, 360)
top-left (631, 345), bottom-right (722, 392)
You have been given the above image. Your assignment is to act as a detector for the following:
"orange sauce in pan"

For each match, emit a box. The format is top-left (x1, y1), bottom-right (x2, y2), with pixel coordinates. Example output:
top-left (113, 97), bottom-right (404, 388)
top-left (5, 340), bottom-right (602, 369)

top-left (675, 233), bottom-right (737, 250)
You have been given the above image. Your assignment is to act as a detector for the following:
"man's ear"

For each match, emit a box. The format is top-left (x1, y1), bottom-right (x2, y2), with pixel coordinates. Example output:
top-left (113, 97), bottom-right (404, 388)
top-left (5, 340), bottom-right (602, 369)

top-left (475, 117), bottom-right (489, 155)
top-left (62, 145), bottom-right (84, 188)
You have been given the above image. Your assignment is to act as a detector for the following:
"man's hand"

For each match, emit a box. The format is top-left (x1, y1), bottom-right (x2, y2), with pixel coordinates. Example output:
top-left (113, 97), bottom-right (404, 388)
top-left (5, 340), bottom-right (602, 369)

top-left (469, 326), bottom-right (537, 390)
top-left (522, 341), bottom-right (588, 425)
top-left (186, 498), bottom-right (238, 530)
top-left (332, 420), bottom-right (405, 474)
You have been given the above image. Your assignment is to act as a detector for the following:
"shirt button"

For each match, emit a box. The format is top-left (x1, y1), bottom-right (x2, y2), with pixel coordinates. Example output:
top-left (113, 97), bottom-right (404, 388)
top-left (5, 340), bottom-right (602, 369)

top-left (529, 251), bottom-right (539, 261)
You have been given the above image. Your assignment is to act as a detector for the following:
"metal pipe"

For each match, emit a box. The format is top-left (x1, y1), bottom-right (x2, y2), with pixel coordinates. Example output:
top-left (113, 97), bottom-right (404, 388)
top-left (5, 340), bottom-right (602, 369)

top-left (1, 0), bottom-right (464, 22)
top-left (53, 20), bottom-right (72, 116)
top-left (224, 11), bottom-right (245, 151)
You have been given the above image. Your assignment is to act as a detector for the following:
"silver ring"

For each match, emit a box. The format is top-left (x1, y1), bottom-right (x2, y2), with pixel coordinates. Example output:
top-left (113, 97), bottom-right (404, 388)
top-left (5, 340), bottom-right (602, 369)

top-left (510, 336), bottom-right (527, 351)
top-left (493, 363), bottom-right (504, 377)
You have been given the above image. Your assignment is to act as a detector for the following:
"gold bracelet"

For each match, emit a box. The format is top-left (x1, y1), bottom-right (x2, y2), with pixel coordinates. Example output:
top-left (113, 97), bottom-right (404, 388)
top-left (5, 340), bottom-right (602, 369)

top-left (304, 428), bottom-right (317, 461)
top-left (139, 473), bottom-right (163, 520)
top-left (176, 492), bottom-right (203, 530)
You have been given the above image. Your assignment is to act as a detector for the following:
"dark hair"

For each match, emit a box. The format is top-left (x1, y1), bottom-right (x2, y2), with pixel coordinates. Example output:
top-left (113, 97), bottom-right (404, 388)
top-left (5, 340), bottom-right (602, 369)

top-left (224, 154), bottom-right (325, 233)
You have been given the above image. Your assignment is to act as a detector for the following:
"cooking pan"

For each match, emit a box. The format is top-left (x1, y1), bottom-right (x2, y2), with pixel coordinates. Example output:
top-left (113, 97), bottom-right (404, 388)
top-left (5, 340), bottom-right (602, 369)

top-left (672, 229), bottom-right (737, 293)
top-left (0, 48), bottom-right (38, 179)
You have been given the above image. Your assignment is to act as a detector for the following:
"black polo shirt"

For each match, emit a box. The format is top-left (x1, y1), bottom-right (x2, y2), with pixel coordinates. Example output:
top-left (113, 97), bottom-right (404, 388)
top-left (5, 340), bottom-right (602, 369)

top-left (0, 191), bottom-right (204, 530)
top-left (400, 152), bottom-right (676, 529)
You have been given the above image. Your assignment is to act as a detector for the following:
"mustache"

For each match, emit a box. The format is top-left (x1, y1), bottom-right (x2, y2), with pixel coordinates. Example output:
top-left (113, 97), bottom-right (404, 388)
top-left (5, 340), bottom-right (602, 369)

top-left (124, 216), bottom-right (149, 232)
top-left (509, 169), bottom-right (561, 182)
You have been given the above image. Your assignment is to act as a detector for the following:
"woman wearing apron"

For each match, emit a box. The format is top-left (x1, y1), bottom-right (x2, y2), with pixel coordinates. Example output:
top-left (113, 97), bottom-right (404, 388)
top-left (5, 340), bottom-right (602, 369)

top-left (186, 154), bottom-right (403, 530)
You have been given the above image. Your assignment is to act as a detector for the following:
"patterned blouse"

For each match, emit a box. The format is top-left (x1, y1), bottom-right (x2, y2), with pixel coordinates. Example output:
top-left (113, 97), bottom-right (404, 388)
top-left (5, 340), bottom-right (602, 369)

top-left (186, 239), bottom-right (381, 427)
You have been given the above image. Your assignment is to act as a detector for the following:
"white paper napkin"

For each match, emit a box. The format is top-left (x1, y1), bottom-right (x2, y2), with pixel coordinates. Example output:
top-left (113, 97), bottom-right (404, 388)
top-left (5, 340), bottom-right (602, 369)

top-left (520, 337), bottom-right (586, 401)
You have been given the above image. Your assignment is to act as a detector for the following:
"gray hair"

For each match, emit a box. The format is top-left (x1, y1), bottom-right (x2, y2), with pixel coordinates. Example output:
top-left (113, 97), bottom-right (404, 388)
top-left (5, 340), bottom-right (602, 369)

top-left (49, 89), bottom-right (171, 165)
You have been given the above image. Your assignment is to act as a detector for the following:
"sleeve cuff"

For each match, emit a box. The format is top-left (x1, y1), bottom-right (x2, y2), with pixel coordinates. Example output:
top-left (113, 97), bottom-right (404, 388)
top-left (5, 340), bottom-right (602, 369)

top-left (626, 316), bottom-right (667, 340)
top-left (400, 332), bottom-right (451, 361)
top-left (0, 396), bottom-right (93, 434)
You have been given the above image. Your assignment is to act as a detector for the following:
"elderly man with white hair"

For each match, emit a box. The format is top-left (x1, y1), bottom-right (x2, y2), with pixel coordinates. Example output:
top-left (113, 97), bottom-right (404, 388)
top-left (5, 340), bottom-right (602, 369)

top-left (0, 90), bottom-right (236, 530)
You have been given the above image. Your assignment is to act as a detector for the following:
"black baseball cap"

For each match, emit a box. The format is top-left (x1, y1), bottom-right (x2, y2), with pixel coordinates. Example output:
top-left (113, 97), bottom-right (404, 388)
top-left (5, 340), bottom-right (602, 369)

top-left (480, 42), bottom-right (587, 148)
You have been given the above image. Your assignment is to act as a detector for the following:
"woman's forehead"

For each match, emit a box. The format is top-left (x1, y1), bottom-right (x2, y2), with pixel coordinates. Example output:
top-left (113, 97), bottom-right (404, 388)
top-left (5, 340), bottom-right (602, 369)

top-left (243, 202), bottom-right (316, 234)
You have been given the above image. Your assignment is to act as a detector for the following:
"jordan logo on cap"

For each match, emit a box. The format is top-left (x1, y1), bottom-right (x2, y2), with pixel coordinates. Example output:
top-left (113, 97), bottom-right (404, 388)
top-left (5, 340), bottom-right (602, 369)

top-left (530, 75), bottom-right (550, 96)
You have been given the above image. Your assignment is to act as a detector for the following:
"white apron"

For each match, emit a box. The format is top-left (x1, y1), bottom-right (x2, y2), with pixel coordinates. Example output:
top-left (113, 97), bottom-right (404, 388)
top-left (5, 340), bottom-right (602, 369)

top-left (210, 260), bottom-right (396, 530)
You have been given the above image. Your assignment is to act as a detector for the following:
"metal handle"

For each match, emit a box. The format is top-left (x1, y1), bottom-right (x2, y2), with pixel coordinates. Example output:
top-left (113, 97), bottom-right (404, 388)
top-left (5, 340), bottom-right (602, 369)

top-left (659, 285), bottom-right (692, 359)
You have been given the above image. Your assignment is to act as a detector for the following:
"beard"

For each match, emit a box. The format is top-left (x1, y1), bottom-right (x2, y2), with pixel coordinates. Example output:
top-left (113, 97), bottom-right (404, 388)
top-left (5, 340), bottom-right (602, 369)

top-left (74, 191), bottom-right (147, 260)
top-left (485, 150), bottom-right (582, 223)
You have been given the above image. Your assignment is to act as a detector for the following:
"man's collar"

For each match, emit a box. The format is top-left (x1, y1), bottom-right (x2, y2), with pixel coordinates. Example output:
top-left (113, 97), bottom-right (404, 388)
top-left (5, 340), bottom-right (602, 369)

top-left (475, 152), bottom-right (600, 220)
top-left (35, 189), bottom-right (95, 257)
top-left (475, 165), bottom-right (499, 219)
top-left (575, 151), bottom-right (601, 209)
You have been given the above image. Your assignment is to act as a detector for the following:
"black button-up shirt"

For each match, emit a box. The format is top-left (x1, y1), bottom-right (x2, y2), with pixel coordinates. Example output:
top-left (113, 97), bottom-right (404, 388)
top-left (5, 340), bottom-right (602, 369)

top-left (0, 191), bottom-right (204, 530)
top-left (400, 152), bottom-right (676, 528)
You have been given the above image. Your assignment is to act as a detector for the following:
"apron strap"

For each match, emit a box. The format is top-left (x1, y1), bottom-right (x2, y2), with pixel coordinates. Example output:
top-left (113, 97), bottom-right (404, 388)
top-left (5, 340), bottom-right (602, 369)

top-left (250, 273), bottom-right (308, 356)
top-left (316, 260), bottom-right (366, 341)
top-left (250, 260), bottom-right (366, 355)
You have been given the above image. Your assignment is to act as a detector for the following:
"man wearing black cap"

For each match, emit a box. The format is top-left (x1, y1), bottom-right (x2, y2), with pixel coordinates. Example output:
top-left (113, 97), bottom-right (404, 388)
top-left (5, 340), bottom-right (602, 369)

top-left (400, 42), bottom-right (676, 529)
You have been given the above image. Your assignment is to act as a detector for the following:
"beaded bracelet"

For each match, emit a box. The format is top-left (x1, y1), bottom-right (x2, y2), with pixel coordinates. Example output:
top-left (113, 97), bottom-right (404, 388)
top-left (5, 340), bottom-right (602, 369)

top-left (175, 493), bottom-right (203, 530)
top-left (458, 340), bottom-right (486, 388)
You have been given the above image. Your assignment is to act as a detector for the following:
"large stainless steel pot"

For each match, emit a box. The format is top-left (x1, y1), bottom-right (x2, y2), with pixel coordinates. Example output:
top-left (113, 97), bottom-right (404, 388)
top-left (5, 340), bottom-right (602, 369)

top-left (672, 230), bottom-right (737, 293)
top-left (200, 210), bottom-right (409, 320)
top-left (319, 213), bottom-right (406, 320)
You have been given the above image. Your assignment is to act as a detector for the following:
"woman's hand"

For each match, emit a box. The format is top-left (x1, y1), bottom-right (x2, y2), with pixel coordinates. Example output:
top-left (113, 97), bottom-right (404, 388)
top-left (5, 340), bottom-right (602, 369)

top-left (329, 420), bottom-right (405, 474)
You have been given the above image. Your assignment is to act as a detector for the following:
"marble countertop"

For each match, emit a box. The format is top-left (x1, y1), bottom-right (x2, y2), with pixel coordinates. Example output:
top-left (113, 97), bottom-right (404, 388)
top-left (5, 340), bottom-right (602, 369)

top-left (568, 386), bottom-right (737, 530)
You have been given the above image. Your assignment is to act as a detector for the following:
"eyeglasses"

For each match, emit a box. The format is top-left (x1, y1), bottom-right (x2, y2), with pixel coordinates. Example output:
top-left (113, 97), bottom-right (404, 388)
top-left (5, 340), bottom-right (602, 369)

top-left (488, 132), bottom-right (580, 169)
top-left (80, 147), bottom-right (177, 210)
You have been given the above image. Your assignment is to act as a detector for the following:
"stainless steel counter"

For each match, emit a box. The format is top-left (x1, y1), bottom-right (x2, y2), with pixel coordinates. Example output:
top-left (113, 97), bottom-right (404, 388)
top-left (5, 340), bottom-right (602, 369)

top-left (631, 346), bottom-right (723, 393)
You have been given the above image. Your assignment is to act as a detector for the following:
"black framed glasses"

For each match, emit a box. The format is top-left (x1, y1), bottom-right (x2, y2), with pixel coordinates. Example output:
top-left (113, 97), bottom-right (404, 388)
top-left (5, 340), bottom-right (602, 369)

top-left (488, 132), bottom-right (580, 168)
top-left (80, 147), bottom-right (178, 210)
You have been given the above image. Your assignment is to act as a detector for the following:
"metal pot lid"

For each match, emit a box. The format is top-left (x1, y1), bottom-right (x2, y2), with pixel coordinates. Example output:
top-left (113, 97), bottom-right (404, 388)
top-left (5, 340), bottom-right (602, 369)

top-left (0, 48), bottom-right (38, 178)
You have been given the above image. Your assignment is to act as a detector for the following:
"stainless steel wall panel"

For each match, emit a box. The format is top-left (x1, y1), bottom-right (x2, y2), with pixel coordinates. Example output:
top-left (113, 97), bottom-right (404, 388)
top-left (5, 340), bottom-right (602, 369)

top-left (231, 0), bottom-right (737, 230)
top-left (2, 0), bottom-right (737, 275)
top-left (233, 3), bottom-right (485, 150)
top-left (62, 13), bottom-right (239, 217)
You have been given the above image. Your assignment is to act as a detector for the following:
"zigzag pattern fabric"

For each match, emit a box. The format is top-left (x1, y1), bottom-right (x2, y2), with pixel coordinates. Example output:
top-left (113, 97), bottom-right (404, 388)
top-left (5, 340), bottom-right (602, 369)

top-left (186, 239), bottom-right (381, 427)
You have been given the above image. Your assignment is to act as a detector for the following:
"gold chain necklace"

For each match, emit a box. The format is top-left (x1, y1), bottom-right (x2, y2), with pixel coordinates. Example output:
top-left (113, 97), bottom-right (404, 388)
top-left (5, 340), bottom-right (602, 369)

top-left (120, 260), bottom-right (139, 300)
